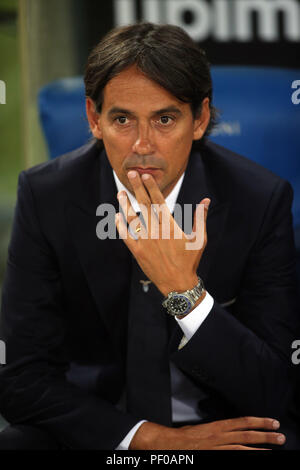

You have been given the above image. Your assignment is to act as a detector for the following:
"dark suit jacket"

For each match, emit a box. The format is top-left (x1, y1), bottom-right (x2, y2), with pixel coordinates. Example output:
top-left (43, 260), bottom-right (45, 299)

top-left (0, 139), bottom-right (300, 449)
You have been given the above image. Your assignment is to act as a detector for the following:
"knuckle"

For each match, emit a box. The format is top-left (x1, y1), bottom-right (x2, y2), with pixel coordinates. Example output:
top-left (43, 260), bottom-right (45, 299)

top-left (269, 432), bottom-right (282, 444)
top-left (252, 431), bottom-right (278, 444)
top-left (260, 432), bottom-right (272, 444)
top-left (263, 418), bottom-right (273, 429)
top-left (242, 416), bottom-right (254, 428)
top-left (204, 430), bottom-right (216, 443)
top-left (152, 197), bottom-right (161, 206)
top-left (140, 197), bottom-right (151, 207)
top-left (241, 431), bottom-right (252, 442)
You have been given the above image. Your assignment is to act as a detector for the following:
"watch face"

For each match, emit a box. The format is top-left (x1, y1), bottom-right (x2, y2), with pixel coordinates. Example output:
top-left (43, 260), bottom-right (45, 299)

top-left (169, 294), bottom-right (192, 315)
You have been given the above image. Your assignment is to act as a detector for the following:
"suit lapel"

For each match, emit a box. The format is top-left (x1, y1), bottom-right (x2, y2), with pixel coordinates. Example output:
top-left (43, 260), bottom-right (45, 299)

top-left (66, 144), bottom-right (132, 357)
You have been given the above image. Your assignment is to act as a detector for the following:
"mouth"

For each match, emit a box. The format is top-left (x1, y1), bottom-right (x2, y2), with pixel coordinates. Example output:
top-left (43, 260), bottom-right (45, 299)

top-left (129, 167), bottom-right (161, 176)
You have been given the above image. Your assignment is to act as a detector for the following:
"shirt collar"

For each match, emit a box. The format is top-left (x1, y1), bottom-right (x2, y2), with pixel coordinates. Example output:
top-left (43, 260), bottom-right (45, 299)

top-left (113, 170), bottom-right (185, 214)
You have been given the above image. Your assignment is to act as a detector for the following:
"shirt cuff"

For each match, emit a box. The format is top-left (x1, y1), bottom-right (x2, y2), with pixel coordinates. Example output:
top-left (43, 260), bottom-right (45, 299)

top-left (115, 420), bottom-right (147, 450)
top-left (175, 291), bottom-right (214, 341)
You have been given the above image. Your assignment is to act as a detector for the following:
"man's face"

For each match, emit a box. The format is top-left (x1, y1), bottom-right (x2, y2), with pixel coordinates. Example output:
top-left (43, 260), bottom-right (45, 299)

top-left (86, 65), bottom-right (210, 198)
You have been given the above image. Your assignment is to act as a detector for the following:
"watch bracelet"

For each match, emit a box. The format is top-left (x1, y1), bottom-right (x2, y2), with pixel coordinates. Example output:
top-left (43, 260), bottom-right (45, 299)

top-left (162, 276), bottom-right (204, 312)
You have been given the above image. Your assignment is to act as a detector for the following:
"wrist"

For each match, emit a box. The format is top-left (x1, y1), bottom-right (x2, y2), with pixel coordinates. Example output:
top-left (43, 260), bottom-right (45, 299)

top-left (176, 290), bottom-right (206, 319)
top-left (129, 422), bottom-right (178, 450)
top-left (160, 274), bottom-right (199, 297)
top-left (161, 275), bottom-right (205, 317)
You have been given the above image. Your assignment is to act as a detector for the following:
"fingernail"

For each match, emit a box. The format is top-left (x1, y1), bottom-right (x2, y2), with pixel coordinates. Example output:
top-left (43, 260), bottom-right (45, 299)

top-left (141, 173), bottom-right (150, 180)
top-left (204, 199), bottom-right (211, 209)
top-left (273, 420), bottom-right (280, 429)
top-left (128, 170), bottom-right (137, 179)
top-left (117, 191), bottom-right (126, 199)
top-left (277, 434), bottom-right (286, 444)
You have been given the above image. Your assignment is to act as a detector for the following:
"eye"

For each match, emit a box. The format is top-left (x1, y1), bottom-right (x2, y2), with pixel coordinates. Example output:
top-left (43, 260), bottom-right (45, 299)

top-left (115, 116), bottom-right (129, 125)
top-left (158, 115), bottom-right (174, 125)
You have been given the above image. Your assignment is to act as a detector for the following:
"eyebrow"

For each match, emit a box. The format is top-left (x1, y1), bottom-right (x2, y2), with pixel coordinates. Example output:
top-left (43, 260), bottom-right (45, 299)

top-left (107, 107), bottom-right (133, 117)
top-left (154, 106), bottom-right (183, 116)
top-left (107, 106), bottom-right (183, 117)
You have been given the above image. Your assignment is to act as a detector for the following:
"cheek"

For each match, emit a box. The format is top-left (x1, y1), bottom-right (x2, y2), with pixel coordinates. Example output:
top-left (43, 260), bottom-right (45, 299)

top-left (102, 127), bottom-right (134, 152)
top-left (101, 131), bottom-right (132, 173)
top-left (162, 135), bottom-right (192, 171)
top-left (161, 131), bottom-right (192, 157)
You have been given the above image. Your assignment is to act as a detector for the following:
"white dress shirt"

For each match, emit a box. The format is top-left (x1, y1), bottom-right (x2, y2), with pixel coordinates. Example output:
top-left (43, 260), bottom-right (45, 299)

top-left (113, 170), bottom-right (214, 449)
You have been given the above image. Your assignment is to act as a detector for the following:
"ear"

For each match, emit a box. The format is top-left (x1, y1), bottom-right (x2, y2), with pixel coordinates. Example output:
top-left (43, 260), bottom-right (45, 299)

top-left (86, 97), bottom-right (102, 139)
top-left (193, 97), bottom-right (211, 141)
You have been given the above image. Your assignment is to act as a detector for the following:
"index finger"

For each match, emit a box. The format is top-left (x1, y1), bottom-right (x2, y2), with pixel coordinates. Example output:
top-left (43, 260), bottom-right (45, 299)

top-left (214, 417), bottom-right (280, 432)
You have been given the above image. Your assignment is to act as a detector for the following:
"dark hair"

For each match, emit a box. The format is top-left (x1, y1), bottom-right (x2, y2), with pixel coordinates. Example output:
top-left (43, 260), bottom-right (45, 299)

top-left (84, 22), bottom-right (218, 137)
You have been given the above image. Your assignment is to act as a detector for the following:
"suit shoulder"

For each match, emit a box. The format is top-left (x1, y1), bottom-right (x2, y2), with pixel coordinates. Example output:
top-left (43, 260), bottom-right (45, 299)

top-left (22, 140), bottom-right (100, 192)
top-left (202, 140), bottom-right (290, 196)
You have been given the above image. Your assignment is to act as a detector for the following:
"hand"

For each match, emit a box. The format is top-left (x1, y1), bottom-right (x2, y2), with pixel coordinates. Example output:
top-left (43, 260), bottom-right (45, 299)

top-left (115, 170), bottom-right (210, 297)
top-left (129, 417), bottom-right (286, 450)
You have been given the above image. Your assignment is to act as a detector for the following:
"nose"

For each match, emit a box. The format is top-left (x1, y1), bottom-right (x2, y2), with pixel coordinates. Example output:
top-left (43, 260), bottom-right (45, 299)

top-left (132, 122), bottom-right (155, 156)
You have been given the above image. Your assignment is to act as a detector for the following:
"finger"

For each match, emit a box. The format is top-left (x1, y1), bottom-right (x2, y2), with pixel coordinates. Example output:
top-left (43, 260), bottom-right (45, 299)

top-left (117, 191), bottom-right (138, 226)
top-left (127, 171), bottom-right (152, 223)
top-left (223, 430), bottom-right (285, 447)
top-left (184, 202), bottom-right (207, 250)
top-left (115, 212), bottom-right (137, 249)
top-left (117, 190), bottom-right (149, 238)
top-left (216, 445), bottom-right (271, 450)
top-left (141, 172), bottom-right (184, 241)
top-left (217, 416), bottom-right (281, 432)
top-left (141, 173), bottom-right (166, 205)
top-left (140, 173), bottom-right (170, 223)
top-left (127, 171), bottom-right (160, 236)
top-left (192, 198), bottom-right (210, 235)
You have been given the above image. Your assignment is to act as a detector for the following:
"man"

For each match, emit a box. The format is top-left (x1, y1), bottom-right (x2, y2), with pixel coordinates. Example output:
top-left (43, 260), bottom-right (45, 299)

top-left (0, 22), bottom-right (300, 450)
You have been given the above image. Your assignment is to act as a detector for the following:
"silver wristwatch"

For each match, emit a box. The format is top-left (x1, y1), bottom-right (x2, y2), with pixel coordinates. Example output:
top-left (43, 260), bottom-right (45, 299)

top-left (162, 277), bottom-right (205, 317)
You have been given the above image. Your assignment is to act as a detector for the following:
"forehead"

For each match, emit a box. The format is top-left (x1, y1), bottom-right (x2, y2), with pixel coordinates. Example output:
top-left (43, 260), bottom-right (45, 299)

top-left (101, 65), bottom-right (188, 113)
